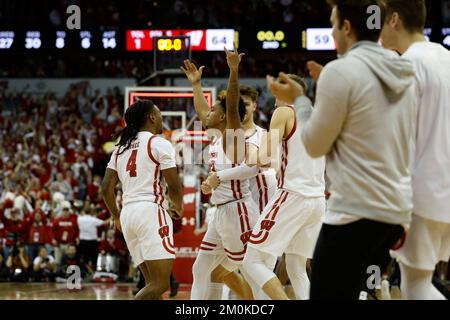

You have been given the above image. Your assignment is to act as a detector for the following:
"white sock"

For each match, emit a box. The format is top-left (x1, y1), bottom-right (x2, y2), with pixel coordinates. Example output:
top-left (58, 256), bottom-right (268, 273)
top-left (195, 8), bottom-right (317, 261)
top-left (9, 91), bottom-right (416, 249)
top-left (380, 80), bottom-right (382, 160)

top-left (285, 254), bottom-right (310, 300)
top-left (399, 263), bottom-right (446, 300)
top-left (207, 282), bottom-right (224, 300)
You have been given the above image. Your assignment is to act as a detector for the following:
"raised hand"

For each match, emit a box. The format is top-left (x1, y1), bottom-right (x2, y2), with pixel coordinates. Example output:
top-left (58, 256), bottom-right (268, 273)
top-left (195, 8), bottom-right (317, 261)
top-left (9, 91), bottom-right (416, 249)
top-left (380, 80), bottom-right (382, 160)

top-left (266, 72), bottom-right (304, 105)
top-left (201, 180), bottom-right (213, 195)
top-left (225, 42), bottom-right (245, 73)
top-left (205, 172), bottom-right (220, 190)
top-left (306, 60), bottom-right (324, 81)
top-left (181, 60), bottom-right (205, 85)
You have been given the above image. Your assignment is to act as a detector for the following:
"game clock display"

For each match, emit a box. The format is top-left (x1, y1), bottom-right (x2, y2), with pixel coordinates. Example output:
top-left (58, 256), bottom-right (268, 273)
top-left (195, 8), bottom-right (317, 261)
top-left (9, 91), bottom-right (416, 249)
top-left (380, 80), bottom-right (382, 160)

top-left (153, 36), bottom-right (191, 72)
top-left (156, 37), bottom-right (189, 52)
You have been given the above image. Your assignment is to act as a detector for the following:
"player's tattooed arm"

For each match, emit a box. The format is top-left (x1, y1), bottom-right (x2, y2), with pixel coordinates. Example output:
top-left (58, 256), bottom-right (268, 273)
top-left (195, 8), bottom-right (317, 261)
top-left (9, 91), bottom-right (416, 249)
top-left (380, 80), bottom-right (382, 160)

top-left (162, 167), bottom-right (184, 220)
top-left (181, 60), bottom-right (209, 128)
top-left (102, 168), bottom-right (122, 232)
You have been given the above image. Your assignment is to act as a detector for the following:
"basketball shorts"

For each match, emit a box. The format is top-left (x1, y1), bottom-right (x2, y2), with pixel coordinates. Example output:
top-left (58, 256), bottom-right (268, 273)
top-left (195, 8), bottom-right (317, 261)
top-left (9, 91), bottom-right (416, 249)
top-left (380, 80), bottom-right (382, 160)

top-left (248, 189), bottom-right (325, 258)
top-left (120, 201), bottom-right (175, 267)
top-left (199, 197), bottom-right (259, 266)
top-left (390, 213), bottom-right (450, 271)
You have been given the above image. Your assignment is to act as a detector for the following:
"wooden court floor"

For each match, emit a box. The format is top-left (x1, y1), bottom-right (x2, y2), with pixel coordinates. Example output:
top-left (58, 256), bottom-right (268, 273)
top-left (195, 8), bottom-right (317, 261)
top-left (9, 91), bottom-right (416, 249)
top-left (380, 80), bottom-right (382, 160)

top-left (0, 282), bottom-right (192, 300)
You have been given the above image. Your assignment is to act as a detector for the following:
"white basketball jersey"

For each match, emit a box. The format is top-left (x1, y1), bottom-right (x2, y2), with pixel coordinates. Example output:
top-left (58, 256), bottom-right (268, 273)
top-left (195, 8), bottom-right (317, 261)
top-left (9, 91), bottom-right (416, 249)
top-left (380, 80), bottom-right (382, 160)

top-left (277, 106), bottom-right (326, 197)
top-left (247, 126), bottom-right (277, 212)
top-left (208, 137), bottom-right (251, 205)
top-left (107, 131), bottom-right (176, 208)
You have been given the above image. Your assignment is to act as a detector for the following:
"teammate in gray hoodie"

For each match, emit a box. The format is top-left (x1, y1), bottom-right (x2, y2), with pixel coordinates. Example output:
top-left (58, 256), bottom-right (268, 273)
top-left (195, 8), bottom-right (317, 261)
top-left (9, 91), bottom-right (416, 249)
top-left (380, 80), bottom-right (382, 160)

top-left (267, 0), bottom-right (417, 299)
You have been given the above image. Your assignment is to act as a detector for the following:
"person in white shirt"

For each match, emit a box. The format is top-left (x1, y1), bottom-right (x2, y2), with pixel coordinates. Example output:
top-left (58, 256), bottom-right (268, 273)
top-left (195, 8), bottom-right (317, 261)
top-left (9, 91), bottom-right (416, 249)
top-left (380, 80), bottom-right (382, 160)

top-left (77, 207), bottom-right (110, 271)
top-left (266, 0), bottom-right (416, 300)
top-left (381, 0), bottom-right (450, 300)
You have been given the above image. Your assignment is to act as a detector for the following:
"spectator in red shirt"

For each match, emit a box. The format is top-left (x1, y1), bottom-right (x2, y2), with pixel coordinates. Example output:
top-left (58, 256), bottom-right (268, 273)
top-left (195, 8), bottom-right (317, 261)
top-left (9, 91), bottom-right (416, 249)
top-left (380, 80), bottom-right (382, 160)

top-left (52, 206), bottom-right (79, 265)
top-left (87, 175), bottom-right (101, 203)
top-left (27, 209), bottom-right (47, 262)
top-left (0, 205), bottom-right (28, 260)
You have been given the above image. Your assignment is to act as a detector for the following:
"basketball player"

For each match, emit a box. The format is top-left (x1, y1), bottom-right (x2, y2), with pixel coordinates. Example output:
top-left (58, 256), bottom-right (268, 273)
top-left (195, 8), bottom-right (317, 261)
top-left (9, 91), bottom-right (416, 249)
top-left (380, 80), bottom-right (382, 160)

top-left (202, 85), bottom-right (277, 300)
top-left (267, 0), bottom-right (417, 299)
top-left (181, 45), bottom-right (260, 300)
top-left (231, 74), bottom-right (326, 300)
top-left (204, 85), bottom-right (277, 213)
top-left (237, 85), bottom-right (277, 213)
top-left (102, 100), bottom-right (183, 300)
top-left (381, 0), bottom-right (450, 300)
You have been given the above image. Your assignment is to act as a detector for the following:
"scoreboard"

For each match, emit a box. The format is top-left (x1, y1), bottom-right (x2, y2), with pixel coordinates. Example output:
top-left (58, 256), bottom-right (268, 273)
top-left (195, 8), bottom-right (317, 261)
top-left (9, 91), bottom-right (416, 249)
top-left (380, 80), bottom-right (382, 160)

top-left (1, 27), bottom-right (448, 52)
top-left (126, 29), bottom-right (236, 51)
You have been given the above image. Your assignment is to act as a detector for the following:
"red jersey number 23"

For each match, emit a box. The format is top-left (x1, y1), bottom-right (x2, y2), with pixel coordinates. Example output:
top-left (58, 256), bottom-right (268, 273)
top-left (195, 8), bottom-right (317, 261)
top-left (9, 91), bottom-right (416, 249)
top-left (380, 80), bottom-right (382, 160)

top-left (126, 150), bottom-right (138, 177)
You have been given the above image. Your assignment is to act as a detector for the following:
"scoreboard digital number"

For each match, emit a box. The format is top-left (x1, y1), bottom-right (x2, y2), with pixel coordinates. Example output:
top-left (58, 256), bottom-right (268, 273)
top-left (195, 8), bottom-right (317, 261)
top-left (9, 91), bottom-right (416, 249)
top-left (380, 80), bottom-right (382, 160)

top-left (303, 28), bottom-right (335, 51)
top-left (257, 30), bottom-right (287, 49)
top-left (25, 31), bottom-right (41, 49)
top-left (443, 28), bottom-right (450, 48)
top-left (156, 37), bottom-right (186, 51)
top-left (153, 36), bottom-right (191, 72)
top-left (0, 31), bottom-right (15, 49)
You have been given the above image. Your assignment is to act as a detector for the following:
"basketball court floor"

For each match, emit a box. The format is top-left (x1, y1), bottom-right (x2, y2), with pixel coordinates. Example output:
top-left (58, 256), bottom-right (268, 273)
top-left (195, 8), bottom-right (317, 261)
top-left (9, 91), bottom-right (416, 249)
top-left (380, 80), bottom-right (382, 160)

top-left (0, 283), bottom-right (191, 300)
top-left (0, 282), bottom-right (410, 300)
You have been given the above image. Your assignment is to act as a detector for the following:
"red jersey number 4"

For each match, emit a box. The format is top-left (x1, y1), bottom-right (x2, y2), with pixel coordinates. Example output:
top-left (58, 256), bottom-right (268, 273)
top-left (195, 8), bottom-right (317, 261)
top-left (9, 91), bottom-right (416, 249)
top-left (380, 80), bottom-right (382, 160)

top-left (126, 150), bottom-right (138, 177)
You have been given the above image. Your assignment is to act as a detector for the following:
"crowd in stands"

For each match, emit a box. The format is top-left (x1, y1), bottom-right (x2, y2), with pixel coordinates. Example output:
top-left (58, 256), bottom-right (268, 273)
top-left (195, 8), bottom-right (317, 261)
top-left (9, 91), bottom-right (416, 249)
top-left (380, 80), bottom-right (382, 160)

top-left (0, 84), bottom-right (130, 282)
top-left (1, 0), bottom-right (443, 30)
top-left (0, 0), bottom-right (331, 30)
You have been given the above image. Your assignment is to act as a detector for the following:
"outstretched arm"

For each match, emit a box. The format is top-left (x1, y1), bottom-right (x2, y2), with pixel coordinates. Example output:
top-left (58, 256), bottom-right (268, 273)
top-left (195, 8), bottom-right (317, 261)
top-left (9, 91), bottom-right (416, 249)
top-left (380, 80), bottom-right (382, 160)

top-left (223, 43), bottom-right (246, 163)
top-left (224, 43), bottom-right (245, 131)
top-left (181, 60), bottom-right (209, 128)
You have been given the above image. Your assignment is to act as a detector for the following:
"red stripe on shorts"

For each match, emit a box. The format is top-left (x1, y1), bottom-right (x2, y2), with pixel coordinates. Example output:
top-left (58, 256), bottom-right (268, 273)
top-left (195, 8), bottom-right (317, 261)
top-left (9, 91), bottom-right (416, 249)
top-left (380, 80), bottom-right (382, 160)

top-left (224, 246), bottom-right (247, 256)
top-left (270, 191), bottom-right (289, 220)
top-left (201, 241), bottom-right (217, 248)
top-left (256, 175), bottom-right (263, 212)
top-left (241, 202), bottom-right (250, 231)
top-left (237, 203), bottom-right (245, 233)
top-left (162, 238), bottom-right (175, 254)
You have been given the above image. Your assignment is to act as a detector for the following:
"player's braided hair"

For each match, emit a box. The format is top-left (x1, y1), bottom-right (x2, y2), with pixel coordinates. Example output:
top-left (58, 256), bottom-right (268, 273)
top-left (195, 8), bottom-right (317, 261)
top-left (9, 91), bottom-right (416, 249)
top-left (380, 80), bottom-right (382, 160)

top-left (114, 100), bottom-right (155, 155)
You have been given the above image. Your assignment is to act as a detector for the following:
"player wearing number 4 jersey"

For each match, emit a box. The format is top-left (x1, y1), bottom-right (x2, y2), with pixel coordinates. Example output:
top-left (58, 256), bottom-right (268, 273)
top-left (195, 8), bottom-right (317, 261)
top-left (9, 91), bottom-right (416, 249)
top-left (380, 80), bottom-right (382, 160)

top-left (102, 100), bottom-right (183, 300)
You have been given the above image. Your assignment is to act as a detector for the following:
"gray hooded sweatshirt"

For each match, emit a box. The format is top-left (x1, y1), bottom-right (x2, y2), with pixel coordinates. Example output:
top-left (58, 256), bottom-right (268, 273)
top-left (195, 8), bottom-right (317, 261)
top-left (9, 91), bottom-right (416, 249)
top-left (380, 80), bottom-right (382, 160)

top-left (298, 41), bottom-right (417, 225)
